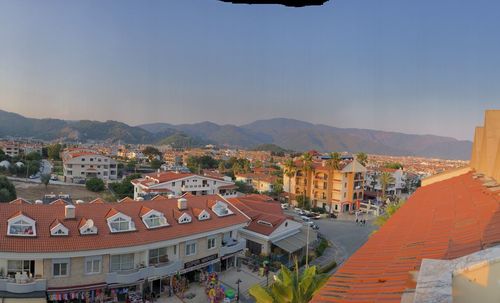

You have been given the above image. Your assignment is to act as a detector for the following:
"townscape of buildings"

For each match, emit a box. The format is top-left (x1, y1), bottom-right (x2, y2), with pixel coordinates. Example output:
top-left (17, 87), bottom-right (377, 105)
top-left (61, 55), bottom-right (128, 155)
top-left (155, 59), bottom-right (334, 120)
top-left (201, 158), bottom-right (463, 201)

top-left (0, 115), bottom-right (484, 303)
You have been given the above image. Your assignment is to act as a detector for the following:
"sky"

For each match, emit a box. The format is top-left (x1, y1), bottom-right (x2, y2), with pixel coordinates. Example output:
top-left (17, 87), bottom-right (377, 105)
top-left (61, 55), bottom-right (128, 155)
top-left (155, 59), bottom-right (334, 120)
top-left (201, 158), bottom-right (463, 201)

top-left (0, 0), bottom-right (499, 141)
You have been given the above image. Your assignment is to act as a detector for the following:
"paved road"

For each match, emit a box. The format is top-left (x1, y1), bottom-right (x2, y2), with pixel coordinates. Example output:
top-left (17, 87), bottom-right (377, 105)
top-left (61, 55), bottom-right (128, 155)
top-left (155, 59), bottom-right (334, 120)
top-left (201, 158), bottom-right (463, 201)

top-left (285, 210), bottom-right (378, 269)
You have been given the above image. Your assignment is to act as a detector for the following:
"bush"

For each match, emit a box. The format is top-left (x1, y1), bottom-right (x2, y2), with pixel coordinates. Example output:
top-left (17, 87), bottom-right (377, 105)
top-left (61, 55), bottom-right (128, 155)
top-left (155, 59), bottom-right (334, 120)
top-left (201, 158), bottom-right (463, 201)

top-left (85, 178), bottom-right (105, 192)
top-left (315, 238), bottom-right (329, 257)
top-left (319, 260), bottom-right (337, 274)
top-left (0, 176), bottom-right (16, 202)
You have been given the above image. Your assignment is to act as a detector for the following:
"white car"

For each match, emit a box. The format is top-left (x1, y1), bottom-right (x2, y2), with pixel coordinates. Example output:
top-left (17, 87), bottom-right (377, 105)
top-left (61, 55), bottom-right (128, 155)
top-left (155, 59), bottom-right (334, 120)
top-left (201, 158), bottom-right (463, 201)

top-left (300, 215), bottom-right (312, 222)
top-left (281, 203), bottom-right (289, 209)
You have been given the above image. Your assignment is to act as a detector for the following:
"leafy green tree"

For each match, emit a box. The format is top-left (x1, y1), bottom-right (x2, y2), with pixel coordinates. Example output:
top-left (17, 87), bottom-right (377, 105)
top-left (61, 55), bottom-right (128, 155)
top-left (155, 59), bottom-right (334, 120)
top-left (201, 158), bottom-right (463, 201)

top-left (127, 160), bottom-right (137, 172)
top-left (249, 260), bottom-right (328, 303)
top-left (283, 159), bottom-right (297, 201)
top-left (0, 149), bottom-right (8, 162)
top-left (378, 171), bottom-right (396, 200)
top-left (150, 159), bottom-right (162, 170)
top-left (356, 152), bottom-right (368, 166)
top-left (85, 178), bottom-right (105, 192)
top-left (186, 155), bottom-right (219, 173)
top-left (109, 173), bottom-right (142, 199)
top-left (296, 195), bottom-right (311, 210)
top-left (47, 144), bottom-right (62, 160)
top-left (0, 176), bottom-right (16, 202)
top-left (384, 162), bottom-right (403, 169)
top-left (25, 151), bottom-right (42, 161)
top-left (40, 174), bottom-right (51, 190)
top-left (142, 146), bottom-right (162, 160)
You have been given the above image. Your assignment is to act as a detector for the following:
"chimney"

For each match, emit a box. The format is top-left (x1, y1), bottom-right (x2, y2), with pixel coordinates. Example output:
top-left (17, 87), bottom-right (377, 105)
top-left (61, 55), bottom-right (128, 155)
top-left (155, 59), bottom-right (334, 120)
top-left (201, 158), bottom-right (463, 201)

top-left (35, 200), bottom-right (43, 205)
top-left (65, 205), bottom-right (76, 219)
top-left (322, 161), bottom-right (326, 167)
top-left (177, 198), bottom-right (187, 210)
top-left (167, 193), bottom-right (175, 199)
top-left (136, 197), bottom-right (144, 201)
top-left (75, 200), bottom-right (85, 204)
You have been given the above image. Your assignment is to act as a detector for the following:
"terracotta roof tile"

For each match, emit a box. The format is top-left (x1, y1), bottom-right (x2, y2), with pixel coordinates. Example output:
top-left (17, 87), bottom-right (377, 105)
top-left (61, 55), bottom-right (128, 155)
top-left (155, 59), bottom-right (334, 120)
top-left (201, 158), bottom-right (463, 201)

top-left (312, 173), bottom-right (500, 302)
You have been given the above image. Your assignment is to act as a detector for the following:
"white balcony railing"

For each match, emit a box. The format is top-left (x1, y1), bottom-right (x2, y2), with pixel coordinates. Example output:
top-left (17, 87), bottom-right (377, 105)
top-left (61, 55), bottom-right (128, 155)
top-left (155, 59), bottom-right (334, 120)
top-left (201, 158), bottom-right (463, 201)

top-left (0, 278), bottom-right (47, 293)
top-left (106, 260), bottom-right (182, 285)
top-left (220, 239), bottom-right (246, 257)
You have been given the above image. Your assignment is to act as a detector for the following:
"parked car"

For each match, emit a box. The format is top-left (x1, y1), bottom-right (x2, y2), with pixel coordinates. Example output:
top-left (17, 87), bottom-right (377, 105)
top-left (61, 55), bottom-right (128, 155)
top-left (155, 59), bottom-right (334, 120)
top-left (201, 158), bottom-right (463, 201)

top-left (281, 203), bottom-right (289, 210)
top-left (300, 215), bottom-right (312, 222)
top-left (312, 213), bottom-right (322, 220)
top-left (328, 212), bottom-right (338, 219)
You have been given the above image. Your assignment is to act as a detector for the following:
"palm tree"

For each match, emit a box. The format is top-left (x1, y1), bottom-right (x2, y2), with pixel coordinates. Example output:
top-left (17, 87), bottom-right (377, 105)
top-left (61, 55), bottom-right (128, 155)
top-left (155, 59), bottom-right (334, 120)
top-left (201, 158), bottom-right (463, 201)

top-left (356, 152), bottom-right (368, 166)
top-left (249, 260), bottom-right (328, 303)
top-left (301, 152), bottom-right (313, 208)
top-left (283, 159), bottom-right (297, 203)
top-left (378, 171), bottom-right (395, 201)
top-left (325, 152), bottom-right (340, 212)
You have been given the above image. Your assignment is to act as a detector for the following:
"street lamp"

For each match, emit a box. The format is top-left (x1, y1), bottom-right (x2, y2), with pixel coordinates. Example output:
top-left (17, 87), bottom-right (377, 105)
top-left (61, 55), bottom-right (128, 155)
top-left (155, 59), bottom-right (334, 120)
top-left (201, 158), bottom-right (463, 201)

top-left (236, 279), bottom-right (242, 302)
top-left (305, 222), bottom-right (310, 268)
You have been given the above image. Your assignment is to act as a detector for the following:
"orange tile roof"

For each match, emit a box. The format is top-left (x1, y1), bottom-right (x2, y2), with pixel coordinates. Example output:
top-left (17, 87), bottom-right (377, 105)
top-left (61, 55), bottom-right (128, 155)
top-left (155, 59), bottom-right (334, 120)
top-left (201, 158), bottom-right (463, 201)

top-left (0, 195), bottom-right (249, 253)
top-left (312, 172), bottom-right (500, 303)
top-left (228, 195), bottom-right (286, 236)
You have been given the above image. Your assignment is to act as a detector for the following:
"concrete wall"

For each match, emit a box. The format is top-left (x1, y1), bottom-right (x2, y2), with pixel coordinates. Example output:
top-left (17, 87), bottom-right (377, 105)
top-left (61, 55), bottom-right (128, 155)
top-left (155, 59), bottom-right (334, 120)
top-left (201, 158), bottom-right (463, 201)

top-left (421, 166), bottom-right (471, 187)
top-left (44, 255), bottom-right (109, 288)
top-left (453, 261), bottom-right (500, 303)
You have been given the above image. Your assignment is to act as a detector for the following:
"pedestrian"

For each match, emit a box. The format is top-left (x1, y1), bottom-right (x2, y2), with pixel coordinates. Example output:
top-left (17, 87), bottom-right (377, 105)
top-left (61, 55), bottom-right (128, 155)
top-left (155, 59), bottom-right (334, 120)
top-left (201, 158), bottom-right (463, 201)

top-left (356, 218), bottom-right (359, 224)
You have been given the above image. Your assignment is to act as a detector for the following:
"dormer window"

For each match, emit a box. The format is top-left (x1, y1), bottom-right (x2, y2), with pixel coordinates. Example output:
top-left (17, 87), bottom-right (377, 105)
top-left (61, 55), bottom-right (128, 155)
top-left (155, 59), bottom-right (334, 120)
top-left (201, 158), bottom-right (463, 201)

top-left (108, 214), bottom-right (135, 233)
top-left (80, 219), bottom-right (98, 235)
top-left (7, 214), bottom-right (36, 237)
top-left (51, 223), bottom-right (69, 236)
top-left (257, 220), bottom-right (273, 227)
top-left (212, 201), bottom-right (234, 217)
top-left (198, 210), bottom-right (210, 221)
top-left (178, 213), bottom-right (192, 224)
top-left (142, 210), bottom-right (168, 229)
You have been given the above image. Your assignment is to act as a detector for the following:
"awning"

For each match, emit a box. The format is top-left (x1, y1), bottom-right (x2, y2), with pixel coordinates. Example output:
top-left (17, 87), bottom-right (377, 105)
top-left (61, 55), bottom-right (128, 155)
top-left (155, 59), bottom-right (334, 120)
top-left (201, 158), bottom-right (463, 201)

top-left (4, 299), bottom-right (47, 303)
top-left (272, 228), bottom-right (315, 253)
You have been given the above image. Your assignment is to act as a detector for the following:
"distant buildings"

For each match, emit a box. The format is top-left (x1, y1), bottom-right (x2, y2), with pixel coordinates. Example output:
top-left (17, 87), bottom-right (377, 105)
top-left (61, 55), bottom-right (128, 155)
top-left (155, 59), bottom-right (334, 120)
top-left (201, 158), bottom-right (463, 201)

top-left (131, 171), bottom-right (237, 200)
top-left (235, 173), bottom-right (278, 193)
top-left (313, 110), bottom-right (500, 303)
top-left (62, 148), bottom-right (118, 183)
top-left (364, 168), bottom-right (406, 196)
top-left (285, 158), bottom-right (366, 213)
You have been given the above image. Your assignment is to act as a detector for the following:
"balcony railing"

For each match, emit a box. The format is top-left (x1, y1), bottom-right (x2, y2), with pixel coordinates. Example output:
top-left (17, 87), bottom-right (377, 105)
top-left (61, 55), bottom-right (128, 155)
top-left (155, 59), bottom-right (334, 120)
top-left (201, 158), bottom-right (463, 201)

top-left (106, 260), bottom-right (182, 285)
top-left (220, 239), bottom-right (246, 257)
top-left (0, 278), bottom-right (47, 293)
top-left (181, 184), bottom-right (210, 191)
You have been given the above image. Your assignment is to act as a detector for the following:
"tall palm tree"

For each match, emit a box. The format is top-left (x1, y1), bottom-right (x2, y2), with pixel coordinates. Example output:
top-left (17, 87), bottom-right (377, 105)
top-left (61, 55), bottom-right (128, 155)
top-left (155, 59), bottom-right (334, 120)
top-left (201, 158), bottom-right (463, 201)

top-left (356, 152), bottom-right (368, 166)
top-left (325, 152), bottom-right (341, 212)
top-left (249, 261), bottom-right (328, 303)
top-left (301, 152), bottom-right (313, 208)
top-left (283, 159), bottom-right (297, 203)
top-left (378, 171), bottom-right (395, 201)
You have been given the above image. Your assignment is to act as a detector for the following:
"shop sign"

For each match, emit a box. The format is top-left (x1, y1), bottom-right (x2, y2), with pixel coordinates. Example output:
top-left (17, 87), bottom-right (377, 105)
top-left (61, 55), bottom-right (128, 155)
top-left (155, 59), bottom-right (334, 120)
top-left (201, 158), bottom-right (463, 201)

top-left (184, 254), bottom-right (218, 269)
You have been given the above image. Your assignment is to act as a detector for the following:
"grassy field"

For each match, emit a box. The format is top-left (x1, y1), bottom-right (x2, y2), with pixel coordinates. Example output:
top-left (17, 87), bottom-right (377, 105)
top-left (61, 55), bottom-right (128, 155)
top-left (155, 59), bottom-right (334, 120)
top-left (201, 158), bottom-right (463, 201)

top-left (13, 180), bottom-right (113, 202)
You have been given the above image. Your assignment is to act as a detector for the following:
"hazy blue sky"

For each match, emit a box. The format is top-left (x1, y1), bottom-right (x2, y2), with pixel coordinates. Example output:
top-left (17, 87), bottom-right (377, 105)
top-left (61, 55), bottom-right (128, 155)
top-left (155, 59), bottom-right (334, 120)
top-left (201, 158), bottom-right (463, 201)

top-left (0, 0), bottom-right (499, 140)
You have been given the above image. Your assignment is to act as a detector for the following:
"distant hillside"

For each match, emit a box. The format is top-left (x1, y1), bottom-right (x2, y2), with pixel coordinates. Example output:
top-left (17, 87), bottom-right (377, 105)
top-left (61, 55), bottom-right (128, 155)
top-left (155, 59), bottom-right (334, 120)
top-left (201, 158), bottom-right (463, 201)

top-left (252, 143), bottom-right (293, 154)
top-left (140, 118), bottom-right (472, 160)
top-left (0, 109), bottom-right (472, 159)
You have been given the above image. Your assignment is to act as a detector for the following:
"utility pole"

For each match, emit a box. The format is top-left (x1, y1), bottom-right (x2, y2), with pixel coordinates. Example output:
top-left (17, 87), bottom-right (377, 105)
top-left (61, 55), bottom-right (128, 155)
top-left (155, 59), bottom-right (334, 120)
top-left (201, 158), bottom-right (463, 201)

top-left (305, 223), bottom-right (310, 268)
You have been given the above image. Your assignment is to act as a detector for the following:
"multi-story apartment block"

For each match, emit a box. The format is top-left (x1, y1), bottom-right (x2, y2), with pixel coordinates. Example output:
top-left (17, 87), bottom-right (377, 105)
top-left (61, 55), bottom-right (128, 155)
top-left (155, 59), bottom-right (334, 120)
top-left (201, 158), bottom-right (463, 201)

top-left (1, 142), bottom-right (20, 158)
top-left (235, 173), bottom-right (278, 193)
top-left (284, 158), bottom-right (366, 213)
top-left (132, 171), bottom-right (237, 200)
top-left (62, 148), bottom-right (118, 183)
top-left (365, 168), bottom-right (407, 196)
top-left (0, 195), bottom-right (249, 302)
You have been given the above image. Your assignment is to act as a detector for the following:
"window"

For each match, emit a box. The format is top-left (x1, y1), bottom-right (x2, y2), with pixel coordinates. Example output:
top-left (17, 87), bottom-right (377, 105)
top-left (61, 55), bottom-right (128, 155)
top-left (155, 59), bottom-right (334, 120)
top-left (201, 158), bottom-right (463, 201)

top-left (174, 245), bottom-right (177, 255)
top-left (85, 256), bottom-right (102, 275)
top-left (107, 213), bottom-right (135, 233)
top-left (81, 165), bottom-right (84, 168)
top-left (142, 211), bottom-right (168, 229)
top-left (212, 201), bottom-right (233, 217)
top-left (8, 215), bottom-right (36, 236)
top-left (198, 210), bottom-right (210, 221)
top-left (90, 158), bottom-right (94, 161)
top-left (51, 223), bottom-right (69, 236)
top-left (207, 237), bottom-right (217, 250)
top-left (52, 259), bottom-right (70, 277)
top-left (81, 158), bottom-right (85, 161)
top-left (80, 219), bottom-right (98, 235)
top-left (149, 247), bottom-right (169, 265)
top-left (178, 213), bottom-right (192, 224)
top-left (110, 254), bottom-right (134, 272)
top-left (7, 260), bottom-right (33, 276)
top-left (185, 242), bottom-right (196, 256)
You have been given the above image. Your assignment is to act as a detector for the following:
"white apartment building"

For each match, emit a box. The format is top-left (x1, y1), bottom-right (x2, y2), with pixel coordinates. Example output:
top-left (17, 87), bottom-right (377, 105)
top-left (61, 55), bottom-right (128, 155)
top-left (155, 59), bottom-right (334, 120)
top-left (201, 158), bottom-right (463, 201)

top-left (132, 171), bottom-right (237, 200)
top-left (62, 148), bottom-right (118, 183)
top-left (0, 195), bottom-right (249, 302)
top-left (365, 168), bottom-right (406, 196)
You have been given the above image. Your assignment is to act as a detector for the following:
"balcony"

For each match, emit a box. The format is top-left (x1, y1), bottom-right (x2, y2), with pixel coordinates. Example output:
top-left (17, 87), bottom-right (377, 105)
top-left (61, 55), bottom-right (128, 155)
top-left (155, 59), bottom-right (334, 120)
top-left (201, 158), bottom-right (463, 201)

top-left (106, 260), bottom-right (182, 285)
top-left (181, 184), bottom-right (210, 191)
top-left (0, 278), bottom-right (47, 293)
top-left (220, 239), bottom-right (246, 257)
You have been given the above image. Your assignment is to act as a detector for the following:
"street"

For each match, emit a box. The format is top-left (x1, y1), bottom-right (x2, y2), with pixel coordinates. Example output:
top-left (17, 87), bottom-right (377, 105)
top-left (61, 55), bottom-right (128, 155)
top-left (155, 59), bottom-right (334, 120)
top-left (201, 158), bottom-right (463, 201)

top-left (285, 210), bottom-right (378, 268)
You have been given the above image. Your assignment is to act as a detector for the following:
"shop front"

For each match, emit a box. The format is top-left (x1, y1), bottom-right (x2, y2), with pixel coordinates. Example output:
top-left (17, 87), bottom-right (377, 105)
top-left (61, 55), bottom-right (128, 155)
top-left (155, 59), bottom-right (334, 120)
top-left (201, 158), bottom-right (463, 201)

top-left (46, 282), bottom-right (107, 303)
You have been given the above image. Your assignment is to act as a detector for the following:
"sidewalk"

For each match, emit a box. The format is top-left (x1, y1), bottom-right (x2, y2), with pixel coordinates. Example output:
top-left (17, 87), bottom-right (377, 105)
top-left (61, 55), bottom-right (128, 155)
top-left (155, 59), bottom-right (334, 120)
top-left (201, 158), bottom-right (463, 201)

top-left (309, 238), bottom-right (346, 274)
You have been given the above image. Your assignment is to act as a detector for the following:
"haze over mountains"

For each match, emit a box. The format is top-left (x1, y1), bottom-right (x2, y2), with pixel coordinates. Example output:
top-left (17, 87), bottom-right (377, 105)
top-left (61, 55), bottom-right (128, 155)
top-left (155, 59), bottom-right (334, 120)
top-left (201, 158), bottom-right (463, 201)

top-left (0, 109), bottom-right (471, 160)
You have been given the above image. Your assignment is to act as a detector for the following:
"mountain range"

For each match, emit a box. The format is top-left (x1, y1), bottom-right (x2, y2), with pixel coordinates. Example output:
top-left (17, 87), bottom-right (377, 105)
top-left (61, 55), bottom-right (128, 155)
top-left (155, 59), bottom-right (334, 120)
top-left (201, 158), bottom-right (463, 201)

top-left (0, 109), bottom-right (471, 160)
